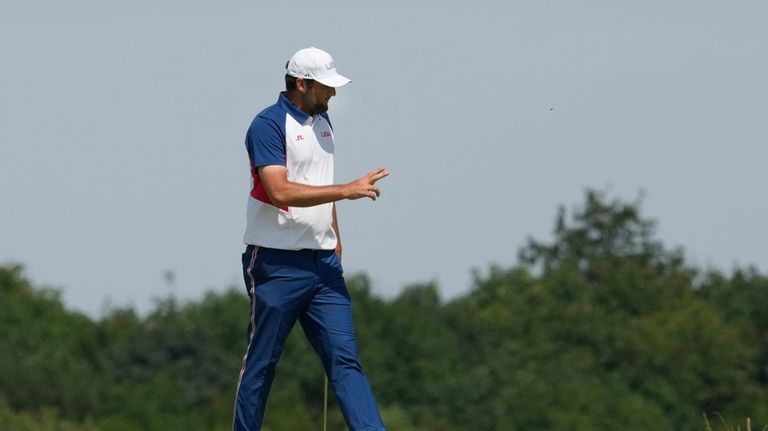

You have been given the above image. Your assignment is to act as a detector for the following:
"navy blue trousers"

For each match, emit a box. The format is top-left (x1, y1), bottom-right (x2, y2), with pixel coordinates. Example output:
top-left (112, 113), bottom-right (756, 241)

top-left (233, 246), bottom-right (386, 431)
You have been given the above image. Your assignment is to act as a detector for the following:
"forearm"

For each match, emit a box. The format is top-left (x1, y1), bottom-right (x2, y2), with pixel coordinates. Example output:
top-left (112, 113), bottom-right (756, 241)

top-left (270, 181), bottom-right (349, 208)
top-left (259, 165), bottom-right (386, 208)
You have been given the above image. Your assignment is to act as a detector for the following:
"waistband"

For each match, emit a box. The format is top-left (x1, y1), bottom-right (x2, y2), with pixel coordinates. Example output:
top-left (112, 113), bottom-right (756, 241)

top-left (245, 245), bottom-right (334, 254)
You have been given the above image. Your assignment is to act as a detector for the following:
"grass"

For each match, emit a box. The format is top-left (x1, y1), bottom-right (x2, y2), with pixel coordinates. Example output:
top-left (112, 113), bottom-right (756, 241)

top-left (704, 413), bottom-right (768, 431)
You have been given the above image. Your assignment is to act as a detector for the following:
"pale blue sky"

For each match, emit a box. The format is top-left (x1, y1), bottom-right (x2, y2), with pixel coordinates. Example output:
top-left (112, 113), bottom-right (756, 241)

top-left (2, 0), bottom-right (766, 316)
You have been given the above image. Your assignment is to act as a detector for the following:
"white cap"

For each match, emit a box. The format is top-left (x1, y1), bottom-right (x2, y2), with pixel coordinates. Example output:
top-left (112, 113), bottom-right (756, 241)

top-left (286, 47), bottom-right (351, 88)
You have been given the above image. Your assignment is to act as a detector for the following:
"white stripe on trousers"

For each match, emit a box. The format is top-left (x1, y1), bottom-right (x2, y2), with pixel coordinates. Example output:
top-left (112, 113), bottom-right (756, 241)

top-left (232, 246), bottom-right (259, 429)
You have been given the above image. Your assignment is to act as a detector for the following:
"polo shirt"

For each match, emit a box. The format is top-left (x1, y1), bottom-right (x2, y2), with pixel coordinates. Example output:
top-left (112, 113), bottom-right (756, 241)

top-left (243, 92), bottom-right (337, 250)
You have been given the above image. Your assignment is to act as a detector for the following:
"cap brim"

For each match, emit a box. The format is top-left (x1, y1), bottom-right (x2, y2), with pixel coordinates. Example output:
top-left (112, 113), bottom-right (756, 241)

top-left (316, 73), bottom-right (351, 88)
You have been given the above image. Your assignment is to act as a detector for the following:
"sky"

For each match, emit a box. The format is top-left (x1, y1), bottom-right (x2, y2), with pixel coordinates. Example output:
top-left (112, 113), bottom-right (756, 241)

top-left (1, 0), bottom-right (766, 317)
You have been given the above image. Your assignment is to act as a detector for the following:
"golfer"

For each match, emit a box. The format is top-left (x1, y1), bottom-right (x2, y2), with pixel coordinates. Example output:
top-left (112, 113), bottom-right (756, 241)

top-left (232, 47), bottom-right (388, 431)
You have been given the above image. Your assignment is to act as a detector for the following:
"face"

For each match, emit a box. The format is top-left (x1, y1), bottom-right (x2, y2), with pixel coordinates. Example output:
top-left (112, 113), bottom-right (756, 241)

top-left (299, 80), bottom-right (336, 115)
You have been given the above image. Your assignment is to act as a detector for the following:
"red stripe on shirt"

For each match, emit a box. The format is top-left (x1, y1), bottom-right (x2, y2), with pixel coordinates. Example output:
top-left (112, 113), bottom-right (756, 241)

top-left (250, 163), bottom-right (289, 212)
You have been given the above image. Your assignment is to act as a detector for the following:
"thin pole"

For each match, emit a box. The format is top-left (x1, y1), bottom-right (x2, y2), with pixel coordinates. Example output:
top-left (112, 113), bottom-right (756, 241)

top-left (323, 374), bottom-right (329, 431)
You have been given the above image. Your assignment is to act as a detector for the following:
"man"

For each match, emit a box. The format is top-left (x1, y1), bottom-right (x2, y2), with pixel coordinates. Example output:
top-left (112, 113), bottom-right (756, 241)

top-left (232, 47), bottom-right (388, 431)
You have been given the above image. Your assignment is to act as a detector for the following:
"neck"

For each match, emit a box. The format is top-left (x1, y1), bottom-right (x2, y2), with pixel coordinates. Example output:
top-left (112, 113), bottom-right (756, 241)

top-left (285, 90), bottom-right (312, 116)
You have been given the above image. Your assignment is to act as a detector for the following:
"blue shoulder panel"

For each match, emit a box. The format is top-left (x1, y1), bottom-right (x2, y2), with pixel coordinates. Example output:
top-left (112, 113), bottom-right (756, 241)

top-left (245, 96), bottom-right (291, 168)
top-left (320, 112), bottom-right (333, 130)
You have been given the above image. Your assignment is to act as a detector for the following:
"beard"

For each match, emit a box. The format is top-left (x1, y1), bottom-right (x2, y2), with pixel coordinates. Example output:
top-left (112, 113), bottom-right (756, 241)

top-left (310, 100), bottom-right (329, 115)
top-left (303, 90), bottom-right (330, 115)
top-left (315, 102), bottom-right (328, 114)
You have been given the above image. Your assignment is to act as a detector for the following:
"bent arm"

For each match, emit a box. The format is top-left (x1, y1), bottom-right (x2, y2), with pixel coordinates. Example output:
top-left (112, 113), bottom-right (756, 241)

top-left (258, 165), bottom-right (389, 208)
top-left (258, 165), bottom-right (349, 208)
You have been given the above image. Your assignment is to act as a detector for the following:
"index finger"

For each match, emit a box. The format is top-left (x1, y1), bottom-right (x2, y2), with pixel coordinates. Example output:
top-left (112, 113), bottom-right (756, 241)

top-left (368, 167), bottom-right (390, 183)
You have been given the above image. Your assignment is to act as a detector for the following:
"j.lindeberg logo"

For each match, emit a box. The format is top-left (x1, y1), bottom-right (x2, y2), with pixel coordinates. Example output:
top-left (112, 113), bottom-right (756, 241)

top-left (325, 62), bottom-right (335, 70)
top-left (321, 131), bottom-right (331, 137)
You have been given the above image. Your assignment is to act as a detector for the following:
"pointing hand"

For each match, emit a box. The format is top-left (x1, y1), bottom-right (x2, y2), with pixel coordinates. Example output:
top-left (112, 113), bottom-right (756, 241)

top-left (345, 167), bottom-right (390, 201)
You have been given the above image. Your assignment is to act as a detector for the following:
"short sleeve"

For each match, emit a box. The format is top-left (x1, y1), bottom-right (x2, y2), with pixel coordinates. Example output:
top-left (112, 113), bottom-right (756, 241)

top-left (246, 116), bottom-right (286, 168)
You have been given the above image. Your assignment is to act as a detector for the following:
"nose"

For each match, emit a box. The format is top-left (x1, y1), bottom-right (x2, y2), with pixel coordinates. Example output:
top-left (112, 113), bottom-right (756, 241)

top-left (330, 87), bottom-right (336, 97)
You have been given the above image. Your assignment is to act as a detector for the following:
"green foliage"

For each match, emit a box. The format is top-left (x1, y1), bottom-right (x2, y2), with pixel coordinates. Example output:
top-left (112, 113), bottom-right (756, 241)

top-left (0, 400), bottom-right (101, 431)
top-left (1, 189), bottom-right (767, 430)
top-left (0, 265), bottom-right (102, 418)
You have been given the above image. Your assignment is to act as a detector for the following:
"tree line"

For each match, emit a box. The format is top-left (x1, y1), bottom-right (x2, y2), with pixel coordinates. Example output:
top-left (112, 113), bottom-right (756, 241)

top-left (1, 190), bottom-right (767, 430)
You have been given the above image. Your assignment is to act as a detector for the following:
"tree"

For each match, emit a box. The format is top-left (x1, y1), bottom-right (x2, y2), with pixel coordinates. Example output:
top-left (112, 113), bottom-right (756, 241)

top-left (2, 188), bottom-right (768, 430)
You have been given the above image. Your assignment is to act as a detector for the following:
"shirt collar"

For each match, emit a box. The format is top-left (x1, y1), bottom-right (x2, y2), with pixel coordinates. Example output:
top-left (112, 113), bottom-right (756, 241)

top-left (278, 92), bottom-right (314, 125)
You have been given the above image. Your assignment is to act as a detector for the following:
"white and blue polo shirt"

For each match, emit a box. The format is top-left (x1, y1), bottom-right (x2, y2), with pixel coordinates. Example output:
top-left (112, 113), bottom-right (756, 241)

top-left (243, 92), bottom-right (337, 250)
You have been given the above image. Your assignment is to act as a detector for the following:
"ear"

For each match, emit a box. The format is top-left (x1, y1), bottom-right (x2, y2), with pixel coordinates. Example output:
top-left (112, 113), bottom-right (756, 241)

top-left (296, 78), bottom-right (309, 94)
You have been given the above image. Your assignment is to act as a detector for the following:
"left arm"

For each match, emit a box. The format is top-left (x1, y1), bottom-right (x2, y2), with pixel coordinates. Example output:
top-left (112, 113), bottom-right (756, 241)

top-left (332, 203), bottom-right (342, 260)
